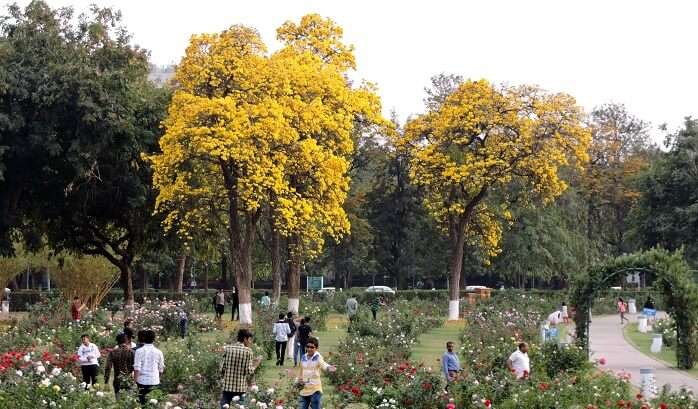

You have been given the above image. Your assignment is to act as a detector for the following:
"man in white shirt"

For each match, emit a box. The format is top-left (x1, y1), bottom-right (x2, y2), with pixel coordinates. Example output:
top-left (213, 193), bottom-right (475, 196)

top-left (507, 342), bottom-right (530, 379)
top-left (547, 310), bottom-right (562, 326)
top-left (346, 297), bottom-right (358, 322)
top-left (272, 313), bottom-right (291, 366)
top-left (77, 334), bottom-right (100, 388)
top-left (134, 329), bottom-right (165, 404)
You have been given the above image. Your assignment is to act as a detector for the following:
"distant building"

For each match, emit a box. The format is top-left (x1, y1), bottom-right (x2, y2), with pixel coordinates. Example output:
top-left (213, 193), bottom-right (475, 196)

top-left (148, 64), bottom-right (175, 87)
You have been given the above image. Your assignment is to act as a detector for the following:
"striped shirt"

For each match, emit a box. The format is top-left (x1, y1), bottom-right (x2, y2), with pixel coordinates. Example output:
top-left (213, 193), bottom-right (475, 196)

top-left (299, 352), bottom-right (330, 396)
top-left (220, 342), bottom-right (255, 393)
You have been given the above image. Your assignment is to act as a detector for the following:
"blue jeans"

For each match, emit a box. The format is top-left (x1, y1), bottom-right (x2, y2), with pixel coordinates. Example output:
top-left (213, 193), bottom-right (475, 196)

top-left (179, 319), bottom-right (188, 338)
top-left (294, 342), bottom-right (305, 366)
top-left (299, 391), bottom-right (321, 409)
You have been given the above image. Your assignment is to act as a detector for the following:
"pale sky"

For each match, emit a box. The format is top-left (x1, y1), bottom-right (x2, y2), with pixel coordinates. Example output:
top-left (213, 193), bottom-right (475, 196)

top-left (7, 0), bottom-right (698, 140)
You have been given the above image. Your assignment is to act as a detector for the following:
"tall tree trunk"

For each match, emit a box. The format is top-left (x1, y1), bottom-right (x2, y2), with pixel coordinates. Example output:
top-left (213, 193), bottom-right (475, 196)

top-left (232, 233), bottom-right (254, 324)
top-left (137, 263), bottom-right (147, 291)
top-left (204, 262), bottom-right (209, 291)
top-left (270, 223), bottom-right (282, 305)
top-left (176, 255), bottom-right (186, 294)
top-left (447, 219), bottom-right (466, 320)
top-left (221, 255), bottom-right (228, 289)
top-left (221, 161), bottom-right (261, 325)
top-left (228, 209), bottom-right (257, 325)
top-left (332, 244), bottom-right (340, 288)
top-left (119, 263), bottom-right (135, 307)
top-left (287, 235), bottom-right (301, 314)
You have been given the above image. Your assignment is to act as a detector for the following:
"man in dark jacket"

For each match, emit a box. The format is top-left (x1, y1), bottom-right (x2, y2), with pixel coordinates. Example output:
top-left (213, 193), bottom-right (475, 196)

top-left (105, 333), bottom-right (135, 398)
top-left (230, 286), bottom-right (239, 321)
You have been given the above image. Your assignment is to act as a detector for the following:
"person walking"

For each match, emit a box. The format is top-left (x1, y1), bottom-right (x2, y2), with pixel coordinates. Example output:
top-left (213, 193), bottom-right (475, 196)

top-left (77, 334), bottom-right (100, 388)
top-left (346, 296), bottom-right (358, 323)
top-left (230, 286), bottom-right (239, 321)
top-left (104, 333), bottom-right (134, 399)
top-left (220, 329), bottom-right (263, 408)
top-left (507, 342), bottom-right (530, 379)
top-left (260, 291), bottom-right (271, 310)
top-left (617, 297), bottom-right (629, 324)
top-left (295, 317), bottom-right (313, 367)
top-left (561, 302), bottom-right (569, 324)
top-left (133, 329), bottom-right (165, 404)
top-left (371, 296), bottom-right (382, 321)
top-left (297, 336), bottom-right (337, 409)
top-left (122, 327), bottom-right (137, 349)
top-left (546, 310), bottom-right (562, 326)
top-left (215, 288), bottom-right (225, 320)
top-left (178, 308), bottom-right (188, 338)
top-left (442, 341), bottom-right (461, 390)
top-left (273, 313), bottom-right (292, 366)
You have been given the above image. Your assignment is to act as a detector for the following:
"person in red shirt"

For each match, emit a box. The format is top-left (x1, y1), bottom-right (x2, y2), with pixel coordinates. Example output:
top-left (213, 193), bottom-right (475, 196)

top-left (71, 297), bottom-right (83, 321)
top-left (617, 297), bottom-right (629, 324)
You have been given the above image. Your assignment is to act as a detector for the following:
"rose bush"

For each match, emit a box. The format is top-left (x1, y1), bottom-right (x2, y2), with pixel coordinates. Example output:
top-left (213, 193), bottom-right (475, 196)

top-left (447, 293), bottom-right (698, 409)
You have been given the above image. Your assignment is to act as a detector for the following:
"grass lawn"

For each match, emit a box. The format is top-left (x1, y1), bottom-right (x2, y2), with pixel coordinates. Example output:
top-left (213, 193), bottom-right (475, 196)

top-left (411, 320), bottom-right (464, 369)
top-left (623, 324), bottom-right (698, 379)
top-left (256, 313), bottom-right (348, 403)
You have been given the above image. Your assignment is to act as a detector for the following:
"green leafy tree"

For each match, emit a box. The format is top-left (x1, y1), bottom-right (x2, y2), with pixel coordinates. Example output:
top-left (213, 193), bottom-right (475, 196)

top-left (582, 103), bottom-right (654, 256)
top-left (631, 118), bottom-right (698, 266)
top-left (0, 1), bottom-right (169, 305)
top-left (490, 190), bottom-right (593, 288)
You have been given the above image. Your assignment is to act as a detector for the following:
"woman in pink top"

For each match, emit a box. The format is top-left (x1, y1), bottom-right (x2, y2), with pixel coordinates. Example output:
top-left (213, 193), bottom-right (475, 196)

top-left (617, 297), bottom-right (629, 324)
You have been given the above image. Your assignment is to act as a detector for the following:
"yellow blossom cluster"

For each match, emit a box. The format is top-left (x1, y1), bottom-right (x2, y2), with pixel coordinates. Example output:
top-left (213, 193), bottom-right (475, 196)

top-left (401, 79), bottom-right (590, 259)
top-left (148, 15), bottom-right (383, 296)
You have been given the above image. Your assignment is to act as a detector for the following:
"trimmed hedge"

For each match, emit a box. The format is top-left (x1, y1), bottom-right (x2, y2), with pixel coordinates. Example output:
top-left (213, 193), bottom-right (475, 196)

top-left (4, 287), bottom-right (664, 312)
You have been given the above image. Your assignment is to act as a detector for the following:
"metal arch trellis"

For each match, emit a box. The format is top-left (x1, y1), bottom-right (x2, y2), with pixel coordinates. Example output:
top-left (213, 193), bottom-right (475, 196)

top-left (581, 266), bottom-right (657, 357)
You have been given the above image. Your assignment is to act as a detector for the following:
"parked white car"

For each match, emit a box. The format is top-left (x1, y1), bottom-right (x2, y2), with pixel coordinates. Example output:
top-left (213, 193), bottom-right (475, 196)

top-left (317, 287), bottom-right (336, 294)
top-left (364, 285), bottom-right (396, 294)
top-left (465, 285), bottom-right (490, 292)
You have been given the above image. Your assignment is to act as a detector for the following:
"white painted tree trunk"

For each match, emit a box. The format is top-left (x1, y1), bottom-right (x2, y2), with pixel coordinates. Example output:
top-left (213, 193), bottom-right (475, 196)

top-left (239, 303), bottom-right (252, 325)
top-left (288, 298), bottom-right (299, 315)
top-left (448, 300), bottom-right (460, 320)
top-left (287, 334), bottom-right (295, 359)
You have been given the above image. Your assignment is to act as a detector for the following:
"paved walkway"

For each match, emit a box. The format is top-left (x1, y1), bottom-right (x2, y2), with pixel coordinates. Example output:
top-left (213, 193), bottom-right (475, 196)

top-left (589, 313), bottom-right (698, 391)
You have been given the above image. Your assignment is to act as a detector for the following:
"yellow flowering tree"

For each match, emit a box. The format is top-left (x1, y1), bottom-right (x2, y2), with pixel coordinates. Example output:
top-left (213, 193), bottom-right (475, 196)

top-left (272, 15), bottom-right (383, 312)
top-left (400, 80), bottom-right (590, 319)
top-left (149, 16), bottom-right (382, 322)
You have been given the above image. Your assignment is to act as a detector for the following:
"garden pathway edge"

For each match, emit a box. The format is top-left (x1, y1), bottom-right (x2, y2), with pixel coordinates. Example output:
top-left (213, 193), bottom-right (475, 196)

top-left (589, 313), bottom-right (698, 392)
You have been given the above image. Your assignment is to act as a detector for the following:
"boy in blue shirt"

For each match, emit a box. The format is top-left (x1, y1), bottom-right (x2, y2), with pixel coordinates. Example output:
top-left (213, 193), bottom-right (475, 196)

top-left (442, 341), bottom-right (461, 390)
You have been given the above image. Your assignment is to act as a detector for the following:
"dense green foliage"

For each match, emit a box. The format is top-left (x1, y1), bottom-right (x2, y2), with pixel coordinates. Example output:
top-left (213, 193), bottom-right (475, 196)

top-left (571, 248), bottom-right (698, 369)
top-left (631, 118), bottom-right (698, 266)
